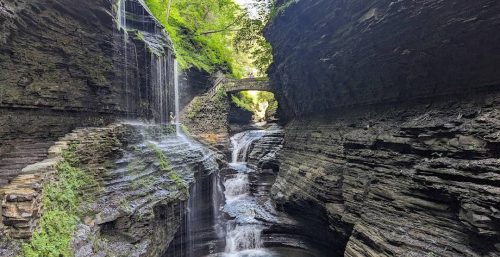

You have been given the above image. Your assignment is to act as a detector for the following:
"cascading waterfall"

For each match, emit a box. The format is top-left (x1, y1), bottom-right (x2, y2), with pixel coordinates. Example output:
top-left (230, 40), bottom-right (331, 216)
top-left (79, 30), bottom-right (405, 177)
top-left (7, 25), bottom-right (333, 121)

top-left (151, 54), bottom-right (168, 124)
top-left (115, 0), bottom-right (177, 124)
top-left (230, 130), bottom-right (266, 163)
top-left (221, 130), bottom-right (268, 256)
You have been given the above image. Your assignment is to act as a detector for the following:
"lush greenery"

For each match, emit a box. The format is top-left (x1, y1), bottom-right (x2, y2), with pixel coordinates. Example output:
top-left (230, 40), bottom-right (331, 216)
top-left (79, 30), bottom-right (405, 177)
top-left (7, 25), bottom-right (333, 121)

top-left (144, 0), bottom-right (275, 76)
top-left (231, 90), bottom-right (278, 120)
top-left (22, 144), bottom-right (97, 257)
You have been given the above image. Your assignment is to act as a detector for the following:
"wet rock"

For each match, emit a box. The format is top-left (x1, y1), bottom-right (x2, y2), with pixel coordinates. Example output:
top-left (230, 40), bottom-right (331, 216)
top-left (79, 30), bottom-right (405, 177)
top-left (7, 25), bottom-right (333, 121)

top-left (0, 0), bottom-right (175, 186)
top-left (272, 94), bottom-right (500, 256)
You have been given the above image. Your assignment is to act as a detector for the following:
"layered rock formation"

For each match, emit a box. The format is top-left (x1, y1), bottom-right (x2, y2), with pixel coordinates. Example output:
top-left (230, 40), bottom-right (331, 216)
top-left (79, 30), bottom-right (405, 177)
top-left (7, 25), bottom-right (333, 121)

top-left (0, 0), bottom-right (175, 186)
top-left (266, 0), bottom-right (500, 118)
top-left (1, 123), bottom-right (219, 256)
top-left (266, 0), bottom-right (500, 256)
top-left (273, 95), bottom-right (500, 256)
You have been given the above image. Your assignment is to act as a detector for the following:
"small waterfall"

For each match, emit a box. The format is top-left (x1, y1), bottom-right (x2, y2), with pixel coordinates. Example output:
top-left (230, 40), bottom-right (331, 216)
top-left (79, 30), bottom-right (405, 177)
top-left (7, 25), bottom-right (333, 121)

top-left (174, 60), bottom-right (181, 136)
top-left (120, 0), bottom-right (130, 116)
top-left (114, 0), bottom-right (177, 123)
top-left (220, 130), bottom-right (269, 255)
top-left (230, 130), bottom-right (266, 163)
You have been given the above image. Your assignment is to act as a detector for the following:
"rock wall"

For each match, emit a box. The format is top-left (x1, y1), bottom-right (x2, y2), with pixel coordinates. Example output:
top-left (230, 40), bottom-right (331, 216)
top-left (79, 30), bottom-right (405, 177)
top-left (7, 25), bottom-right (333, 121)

top-left (265, 0), bottom-right (500, 256)
top-left (182, 92), bottom-right (231, 152)
top-left (266, 0), bottom-right (500, 118)
top-left (272, 94), bottom-right (500, 256)
top-left (0, 0), bottom-right (175, 186)
top-left (1, 123), bottom-right (220, 257)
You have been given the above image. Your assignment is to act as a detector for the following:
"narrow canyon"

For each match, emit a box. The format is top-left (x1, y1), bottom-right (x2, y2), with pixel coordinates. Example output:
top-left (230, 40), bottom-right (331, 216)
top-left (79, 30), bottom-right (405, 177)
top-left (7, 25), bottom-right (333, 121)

top-left (0, 0), bottom-right (499, 257)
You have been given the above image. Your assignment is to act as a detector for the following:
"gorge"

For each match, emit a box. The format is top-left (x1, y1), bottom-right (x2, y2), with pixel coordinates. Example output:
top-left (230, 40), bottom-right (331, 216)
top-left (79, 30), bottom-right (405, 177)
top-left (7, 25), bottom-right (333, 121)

top-left (1, 0), bottom-right (500, 257)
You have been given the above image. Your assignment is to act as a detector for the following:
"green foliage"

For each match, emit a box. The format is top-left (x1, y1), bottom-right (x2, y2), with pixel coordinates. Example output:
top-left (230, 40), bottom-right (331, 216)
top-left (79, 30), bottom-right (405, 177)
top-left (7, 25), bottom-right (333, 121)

top-left (22, 144), bottom-right (97, 257)
top-left (22, 210), bottom-right (79, 257)
top-left (148, 143), bottom-right (189, 195)
top-left (231, 93), bottom-right (254, 112)
top-left (214, 86), bottom-right (228, 107)
top-left (145, 0), bottom-right (246, 77)
top-left (187, 98), bottom-right (204, 119)
top-left (231, 90), bottom-right (278, 119)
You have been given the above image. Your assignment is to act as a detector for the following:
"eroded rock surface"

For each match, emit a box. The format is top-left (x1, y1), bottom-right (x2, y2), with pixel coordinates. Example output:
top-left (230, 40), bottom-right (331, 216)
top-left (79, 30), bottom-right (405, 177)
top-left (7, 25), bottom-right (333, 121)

top-left (272, 94), bottom-right (500, 256)
top-left (1, 123), bottom-right (220, 257)
top-left (0, 0), bottom-right (174, 186)
top-left (266, 0), bottom-right (500, 118)
top-left (266, 1), bottom-right (500, 256)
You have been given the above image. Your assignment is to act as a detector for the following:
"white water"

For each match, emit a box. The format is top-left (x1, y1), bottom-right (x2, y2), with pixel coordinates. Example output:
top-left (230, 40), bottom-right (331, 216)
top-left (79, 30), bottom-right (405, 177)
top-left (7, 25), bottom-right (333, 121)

top-left (231, 130), bottom-right (266, 163)
top-left (174, 60), bottom-right (181, 136)
top-left (119, 0), bottom-right (130, 116)
top-left (221, 130), bottom-right (270, 255)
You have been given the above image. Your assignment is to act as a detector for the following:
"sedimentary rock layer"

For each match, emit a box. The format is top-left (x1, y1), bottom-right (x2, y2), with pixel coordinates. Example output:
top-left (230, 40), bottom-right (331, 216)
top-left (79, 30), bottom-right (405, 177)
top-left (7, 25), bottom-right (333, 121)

top-left (265, 0), bottom-right (500, 118)
top-left (272, 93), bottom-right (500, 256)
top-left (1, 123), bottom-right (220, 256)
top-left (0, 0), bottom-right (174, 186)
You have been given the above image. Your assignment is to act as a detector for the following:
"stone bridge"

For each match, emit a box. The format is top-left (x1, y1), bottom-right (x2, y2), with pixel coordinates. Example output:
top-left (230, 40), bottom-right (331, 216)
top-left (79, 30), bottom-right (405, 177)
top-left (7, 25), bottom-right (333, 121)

top-left (224, 78), bottom-right (272, 93)
top-left (207, 77), bottom-right (272, 97)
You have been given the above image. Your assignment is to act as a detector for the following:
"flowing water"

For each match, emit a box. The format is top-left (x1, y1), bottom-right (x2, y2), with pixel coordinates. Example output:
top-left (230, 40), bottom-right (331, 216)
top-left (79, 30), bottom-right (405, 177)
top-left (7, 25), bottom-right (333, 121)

top-left (113, 2), bottom-right (319, 256)
top-left (174, 60), bottom-right (181, 136)
top-left (223, 131), bottom-right (267, 256)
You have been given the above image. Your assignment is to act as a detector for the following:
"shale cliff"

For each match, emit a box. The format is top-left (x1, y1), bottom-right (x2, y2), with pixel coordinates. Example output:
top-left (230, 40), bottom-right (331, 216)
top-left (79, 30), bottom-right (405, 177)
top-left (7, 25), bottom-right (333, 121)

top-left (266, 0), bottom-right (500, 256)
top-left (266, 0), bottom-right (500, 118)
top-left (0, 0), bottom-right (174, 186)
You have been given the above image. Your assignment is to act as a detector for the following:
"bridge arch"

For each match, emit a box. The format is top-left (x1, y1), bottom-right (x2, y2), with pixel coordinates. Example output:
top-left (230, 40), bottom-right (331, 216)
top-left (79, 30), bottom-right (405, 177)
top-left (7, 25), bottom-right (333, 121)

top-left (223, 78), bottom-right (272, 94)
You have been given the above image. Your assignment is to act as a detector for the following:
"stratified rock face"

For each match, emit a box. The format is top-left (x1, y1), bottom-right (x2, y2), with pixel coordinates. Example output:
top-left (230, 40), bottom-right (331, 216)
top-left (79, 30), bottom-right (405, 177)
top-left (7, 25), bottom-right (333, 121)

top-left (0, 0), bottom-right (174, 186)
top-left (247, 124), bottom-right (284, 171)
top-left (265, 0), bottom-right (500, 118)
top-left (1, 123), bottom-right (220, 257)
top-left (272, 94), bottom-right (500, 256)
top-left (266, 1), bottom-right (500, 255)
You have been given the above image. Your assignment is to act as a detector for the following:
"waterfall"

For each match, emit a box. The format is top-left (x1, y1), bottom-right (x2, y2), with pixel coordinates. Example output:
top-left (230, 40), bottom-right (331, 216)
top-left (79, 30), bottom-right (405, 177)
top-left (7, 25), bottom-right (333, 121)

top-left (174, 60), bottom-right (181, 136)
top-left (230, 130), bottom-right (266, 163)
top-left (115, 0), bottom-right (178, 124)
top-left (220, 130), bottom-right (269, 255)
top-left (120, 0), bottom-right (130, 116)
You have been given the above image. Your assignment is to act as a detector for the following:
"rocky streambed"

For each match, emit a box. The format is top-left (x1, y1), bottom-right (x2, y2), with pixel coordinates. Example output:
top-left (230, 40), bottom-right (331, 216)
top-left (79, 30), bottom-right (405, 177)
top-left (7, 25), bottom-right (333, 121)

top-left (166, 124), bottom-right (334, 257)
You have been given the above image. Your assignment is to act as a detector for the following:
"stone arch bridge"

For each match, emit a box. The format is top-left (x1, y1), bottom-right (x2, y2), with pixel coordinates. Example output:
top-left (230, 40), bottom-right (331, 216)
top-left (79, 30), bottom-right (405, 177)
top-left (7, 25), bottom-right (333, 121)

top-left (208, 77), bottom-right (272, 97)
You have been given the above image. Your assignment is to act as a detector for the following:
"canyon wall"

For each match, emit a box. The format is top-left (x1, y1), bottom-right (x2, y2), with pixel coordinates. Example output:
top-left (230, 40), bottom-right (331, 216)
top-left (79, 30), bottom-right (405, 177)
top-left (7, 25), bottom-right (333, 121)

top-left (266, 0), bottom-right (500, 118)
top-left (0, 0), bottom-right (175, 186)
top-left (266, 0), bottom-right (500, 256)
top-left (0, 123), bottom-right (219, 256)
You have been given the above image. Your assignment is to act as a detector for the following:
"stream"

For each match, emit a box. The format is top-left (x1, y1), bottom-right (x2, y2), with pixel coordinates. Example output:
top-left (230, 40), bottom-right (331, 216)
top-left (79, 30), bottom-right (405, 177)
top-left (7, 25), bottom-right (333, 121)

top-left (165, 126), bottom-right (324, 257)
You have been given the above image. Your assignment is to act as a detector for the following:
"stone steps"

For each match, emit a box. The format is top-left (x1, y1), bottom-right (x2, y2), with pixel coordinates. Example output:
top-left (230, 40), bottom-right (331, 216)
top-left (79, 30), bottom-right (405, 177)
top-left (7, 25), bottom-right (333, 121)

top-left (1, 159), bottom-right (58, 239)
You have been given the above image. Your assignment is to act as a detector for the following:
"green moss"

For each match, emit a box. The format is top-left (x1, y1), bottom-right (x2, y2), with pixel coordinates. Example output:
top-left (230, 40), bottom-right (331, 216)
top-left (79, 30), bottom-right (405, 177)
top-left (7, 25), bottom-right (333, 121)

top-left (180, 124), bottom-right (190, 136)
top-left (134, 31), bottom-right (145, 41)
top-left (22, 144), bottom-right (98, 257)
top-left (148, 143), bottom-right (189, 196)
top-left (22, 210), bottom-right (79, 257)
